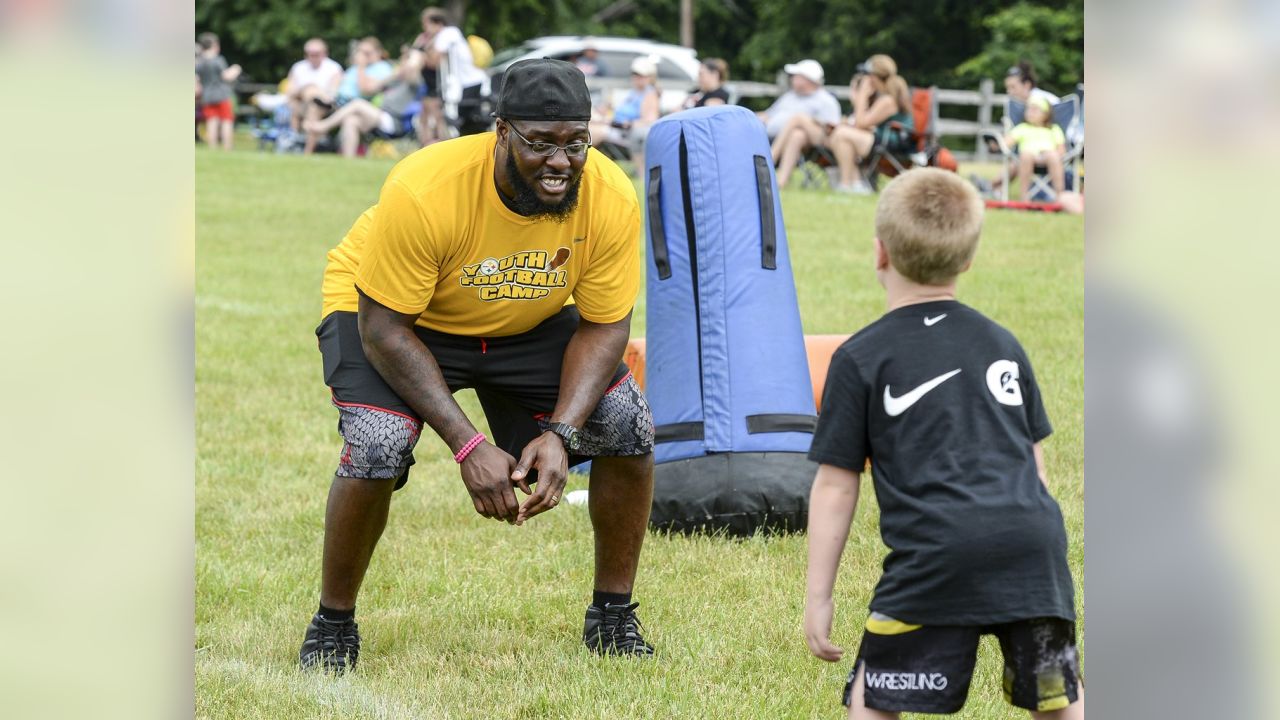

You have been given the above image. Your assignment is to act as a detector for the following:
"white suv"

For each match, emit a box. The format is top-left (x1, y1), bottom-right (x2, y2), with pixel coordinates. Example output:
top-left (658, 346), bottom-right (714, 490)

top-left (489, 36), bottom-right (701, 114)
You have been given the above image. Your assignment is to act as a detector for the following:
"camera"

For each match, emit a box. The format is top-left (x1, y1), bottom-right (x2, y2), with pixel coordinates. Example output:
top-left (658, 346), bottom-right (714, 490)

top-left (855, 61), bottom-right (873, 76)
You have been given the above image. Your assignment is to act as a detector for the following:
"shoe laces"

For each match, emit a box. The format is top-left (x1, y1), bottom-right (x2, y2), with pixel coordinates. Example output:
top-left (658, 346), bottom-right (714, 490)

top-left (601, 602), bottom-right (648, 651)
top-left (314, 616), bottom-right (360, 654)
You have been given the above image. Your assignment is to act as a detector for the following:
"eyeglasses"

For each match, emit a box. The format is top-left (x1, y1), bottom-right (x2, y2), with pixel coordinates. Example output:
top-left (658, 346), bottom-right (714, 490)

top-left (507, 124), bottom-right (590, 158)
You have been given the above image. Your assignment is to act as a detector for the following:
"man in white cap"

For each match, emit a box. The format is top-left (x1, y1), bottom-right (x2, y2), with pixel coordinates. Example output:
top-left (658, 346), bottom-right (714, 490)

top-left (757, 59), bottom-right (841, 141)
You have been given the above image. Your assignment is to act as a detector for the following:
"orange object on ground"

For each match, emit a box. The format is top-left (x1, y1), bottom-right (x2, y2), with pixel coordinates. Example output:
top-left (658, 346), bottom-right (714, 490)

top-left (624, 338), bottom-right (646, 389)
top-left (624, 335), bottom-right (849, 412)
top-left (804, 334), bottom-right (850, 411)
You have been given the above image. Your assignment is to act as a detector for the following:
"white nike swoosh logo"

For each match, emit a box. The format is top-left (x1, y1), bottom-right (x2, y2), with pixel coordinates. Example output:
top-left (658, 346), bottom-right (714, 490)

top-left (883, 369), bottom-right (962, 417)
top-left (923, 314), bottom-right (947, 326)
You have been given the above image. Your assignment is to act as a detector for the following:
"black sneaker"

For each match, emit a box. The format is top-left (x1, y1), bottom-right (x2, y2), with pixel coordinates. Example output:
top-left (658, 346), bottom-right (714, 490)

top-left (582, 602), bottom-right (654, 657)
top-left (299, 613), bottom-right (360, 674)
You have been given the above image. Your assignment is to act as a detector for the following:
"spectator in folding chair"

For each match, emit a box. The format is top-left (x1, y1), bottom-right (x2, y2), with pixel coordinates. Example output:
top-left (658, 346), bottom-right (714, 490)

top-left (826, 54), bottom-right (913, 195)
top-left (977, 61), bottom-right (1061, 197)
top-left (1006, 60), bottom-right (1060, 107)
top-left (683, 58), bottom-right (731, 109)
top-left (302, 37), bottom-right (396, 156)
top-left (976, 93), bottom-right (1081, 202)
top-left (763, 59), bottom-right (842, 189)
top-left (304, 44), bottom-right (424, 159)
top-left (589, 56), bottom-right (662, 173)
top-left (1005, 95), bottom-right (1068, 200)
top-left (286, 39), bottom-right (344, 155)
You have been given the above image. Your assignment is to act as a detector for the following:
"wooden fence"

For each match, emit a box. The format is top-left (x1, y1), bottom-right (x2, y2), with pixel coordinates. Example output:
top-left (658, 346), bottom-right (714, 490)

top-left (233, 76), bottom-right (1006, 161)
top-left (584, 75), bottom-right (1007, 162)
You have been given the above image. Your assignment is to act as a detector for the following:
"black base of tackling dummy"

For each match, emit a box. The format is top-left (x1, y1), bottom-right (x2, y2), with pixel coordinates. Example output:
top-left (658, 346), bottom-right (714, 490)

top-left (649, 451), bottom-right (816, 537)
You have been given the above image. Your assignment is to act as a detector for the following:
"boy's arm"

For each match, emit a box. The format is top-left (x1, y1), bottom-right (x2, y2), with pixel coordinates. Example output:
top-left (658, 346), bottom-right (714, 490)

top-left (804, 463), bottom-right (862, 662)
top-left (1034, 442), bottom-right (1048, 488)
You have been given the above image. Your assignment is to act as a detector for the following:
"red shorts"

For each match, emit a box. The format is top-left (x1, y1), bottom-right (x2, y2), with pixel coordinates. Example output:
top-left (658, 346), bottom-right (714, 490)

top-left (201, 100), bottom-right (234, 121)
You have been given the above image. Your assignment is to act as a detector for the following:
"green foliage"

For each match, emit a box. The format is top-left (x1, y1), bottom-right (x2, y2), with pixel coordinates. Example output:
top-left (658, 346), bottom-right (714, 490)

top-left (956, 2), bottom-right (1084, 94)
top-left (195, 0), bottom-right (1082, 106)
top-left (195, 0), bottom-right (576, 84)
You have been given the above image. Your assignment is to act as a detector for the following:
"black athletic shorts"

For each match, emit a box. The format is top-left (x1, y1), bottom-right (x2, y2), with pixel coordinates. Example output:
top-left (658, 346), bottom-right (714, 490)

top-left (316, 306), bottom-right (654, 489)
top-left (419, 65), bottom-right (439, 98)
top-left (843, 614), bottom-right (1081, 714)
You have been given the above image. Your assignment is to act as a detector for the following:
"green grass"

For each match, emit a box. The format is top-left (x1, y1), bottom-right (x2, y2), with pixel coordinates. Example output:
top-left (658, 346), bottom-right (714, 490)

top-left (196, 145), bottom-right (1082, 719)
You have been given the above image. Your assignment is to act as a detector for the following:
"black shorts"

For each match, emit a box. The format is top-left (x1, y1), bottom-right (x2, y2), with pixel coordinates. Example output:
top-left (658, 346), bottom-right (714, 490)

top-left (316, 306), bottom-right (654, 488)
top-left (844, 615), bottom-right (1081, 714)
top-left (419, 66), bottom-right (439, 98)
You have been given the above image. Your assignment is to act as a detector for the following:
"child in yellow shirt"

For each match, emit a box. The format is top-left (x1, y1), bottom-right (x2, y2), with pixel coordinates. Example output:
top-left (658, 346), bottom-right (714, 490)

top-left (1005, 96), bottom-right (1067, 200)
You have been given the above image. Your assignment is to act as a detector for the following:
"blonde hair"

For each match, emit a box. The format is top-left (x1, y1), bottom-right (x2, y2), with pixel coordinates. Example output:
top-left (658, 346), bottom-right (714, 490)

top-left (875, 168), bottom-right (984, 285)
top-left (865, 54), bottom-right (910, 112)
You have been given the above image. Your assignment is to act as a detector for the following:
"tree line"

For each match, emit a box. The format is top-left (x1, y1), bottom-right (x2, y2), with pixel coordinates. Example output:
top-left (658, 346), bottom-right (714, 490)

top-left (196, 0), bottom-right (1082, 96)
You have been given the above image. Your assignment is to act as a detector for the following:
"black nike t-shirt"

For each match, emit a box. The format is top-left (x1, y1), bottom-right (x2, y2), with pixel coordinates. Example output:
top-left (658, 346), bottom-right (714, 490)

top-left (809, 300), bottom-right (1075, 625)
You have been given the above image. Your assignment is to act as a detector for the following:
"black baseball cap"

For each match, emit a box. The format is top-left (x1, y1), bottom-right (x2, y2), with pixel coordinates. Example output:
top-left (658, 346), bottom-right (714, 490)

top-left (494, 58), bottom-right (592, 122)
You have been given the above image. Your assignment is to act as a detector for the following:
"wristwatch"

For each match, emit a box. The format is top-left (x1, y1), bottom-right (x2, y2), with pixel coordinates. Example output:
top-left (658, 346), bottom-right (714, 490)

top-left (546, 422), bottom-right (581, 452)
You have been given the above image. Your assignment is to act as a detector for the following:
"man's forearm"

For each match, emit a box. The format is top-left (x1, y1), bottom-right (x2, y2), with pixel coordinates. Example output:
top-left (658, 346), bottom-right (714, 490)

top-left (550, 317), bottom-right (631, 428)
top-left (360, 323), bottom-right (477, 452)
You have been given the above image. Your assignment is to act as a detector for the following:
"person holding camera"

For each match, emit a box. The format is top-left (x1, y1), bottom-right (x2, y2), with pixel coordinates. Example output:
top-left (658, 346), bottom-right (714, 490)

top-left (828, 55), bottom-right (913, 195)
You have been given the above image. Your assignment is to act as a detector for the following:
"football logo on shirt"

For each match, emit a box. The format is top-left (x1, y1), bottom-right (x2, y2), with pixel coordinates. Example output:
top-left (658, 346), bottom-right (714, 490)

top-left (459, 248), bottom-right (571, 301)
top-left (986, 360), bottom-right (1023, 406)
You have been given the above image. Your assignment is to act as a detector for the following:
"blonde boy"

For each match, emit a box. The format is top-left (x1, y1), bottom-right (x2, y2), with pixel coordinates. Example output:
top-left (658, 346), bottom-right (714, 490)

top-left (804, 169), bottom-right (1082, 719)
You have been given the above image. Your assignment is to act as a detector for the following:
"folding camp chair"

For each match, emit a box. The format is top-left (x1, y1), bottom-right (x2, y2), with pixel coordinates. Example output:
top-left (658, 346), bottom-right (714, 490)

top-left (861, 86), bottom-right (940, 190)
top-left (796, 142), bottom-right (838, 189)
top-left (363, 99), bottom-right (425, 160)
top-left (981, 94), bottom-right (1084, 201)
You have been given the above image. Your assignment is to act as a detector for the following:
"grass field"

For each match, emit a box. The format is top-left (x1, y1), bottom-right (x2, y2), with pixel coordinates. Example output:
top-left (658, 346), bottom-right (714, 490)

top-left (195, 143), bottom-right (1082, 719)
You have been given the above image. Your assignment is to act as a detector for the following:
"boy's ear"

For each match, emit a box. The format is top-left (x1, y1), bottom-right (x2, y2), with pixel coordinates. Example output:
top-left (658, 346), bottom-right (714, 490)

top-left (874, 236), bottom-right (891, 271)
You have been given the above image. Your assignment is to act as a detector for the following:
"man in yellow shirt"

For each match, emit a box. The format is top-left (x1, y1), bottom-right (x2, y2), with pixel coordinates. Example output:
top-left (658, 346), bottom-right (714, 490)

top-left (301, 59), bottom-right (656, 673)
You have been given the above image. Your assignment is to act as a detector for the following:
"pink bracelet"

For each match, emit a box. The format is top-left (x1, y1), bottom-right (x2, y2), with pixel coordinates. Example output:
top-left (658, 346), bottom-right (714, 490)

top-left (454, 433), bottom-right (486, 463)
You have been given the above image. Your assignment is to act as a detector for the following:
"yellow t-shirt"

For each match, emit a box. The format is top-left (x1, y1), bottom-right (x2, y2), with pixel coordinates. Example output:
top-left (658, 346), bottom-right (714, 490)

top-left (321, 133), bottom-right (641, 337)
top-left (1008, 123), bottom-right (1066, 157)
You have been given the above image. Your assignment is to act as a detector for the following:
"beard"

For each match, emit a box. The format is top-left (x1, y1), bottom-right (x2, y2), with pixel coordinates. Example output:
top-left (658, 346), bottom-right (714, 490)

top-left (504, 150), bottom-right (582, 223)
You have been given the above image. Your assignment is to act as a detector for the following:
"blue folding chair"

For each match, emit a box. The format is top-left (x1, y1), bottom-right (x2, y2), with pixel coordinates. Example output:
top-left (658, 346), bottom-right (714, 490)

top-left (982, 94), bottom-right (1084, 201)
